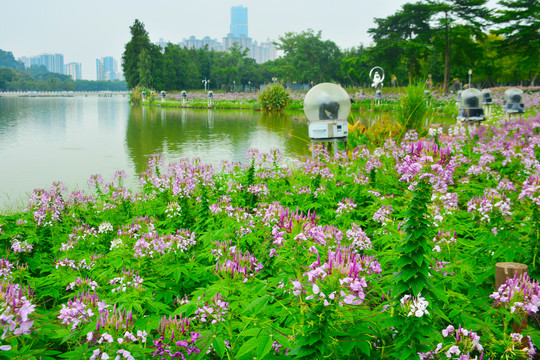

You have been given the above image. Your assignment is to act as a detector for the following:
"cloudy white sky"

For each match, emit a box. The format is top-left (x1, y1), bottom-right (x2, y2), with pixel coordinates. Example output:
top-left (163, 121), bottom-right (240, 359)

top-left (0, 0), bottom-right (499, 80)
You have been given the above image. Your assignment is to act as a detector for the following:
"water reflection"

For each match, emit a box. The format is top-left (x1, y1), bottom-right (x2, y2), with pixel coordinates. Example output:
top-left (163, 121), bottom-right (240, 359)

top-left (126, 106), bottom-right (310, 173)
top-left (0, 96), bottom-right (311, 209)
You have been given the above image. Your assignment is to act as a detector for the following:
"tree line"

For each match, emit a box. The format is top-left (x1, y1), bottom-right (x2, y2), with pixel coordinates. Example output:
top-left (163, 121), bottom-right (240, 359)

top-left (0, 50), bottom-right (127, 92)
top-left (123, 0), bottom-right (538, 92)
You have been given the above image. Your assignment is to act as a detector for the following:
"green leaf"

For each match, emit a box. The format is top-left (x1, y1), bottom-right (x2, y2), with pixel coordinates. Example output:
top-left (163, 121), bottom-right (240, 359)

top-left (213, 337), bottom-right (226, 357)
top-left (412, 252), bottom-right (425, 267)
top-left (239, 327), bottom-right (261, 337)
top-left (273, 332), bottom-right (292, 349)
top-left (236, 336), bottom-right (259, 359)
top-left (242, 294), bottom-right (270, 314)
top-left (173, 266), bottom-right (182, 282)
top-left (402, 266), bottom-right (416, 282)
top-left (356, 340), bottom-right (371, 356)
top-left (257, 335), bottom-right (274, 359)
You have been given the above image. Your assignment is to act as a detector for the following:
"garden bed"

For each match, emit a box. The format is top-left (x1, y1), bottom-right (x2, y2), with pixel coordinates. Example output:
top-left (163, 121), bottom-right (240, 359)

top-left (1, 115), bottom-right (540, 359)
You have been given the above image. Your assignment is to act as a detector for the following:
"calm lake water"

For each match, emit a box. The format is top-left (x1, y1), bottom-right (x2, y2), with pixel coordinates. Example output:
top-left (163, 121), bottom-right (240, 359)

top-left (0, 95), bottom-right (311, 209)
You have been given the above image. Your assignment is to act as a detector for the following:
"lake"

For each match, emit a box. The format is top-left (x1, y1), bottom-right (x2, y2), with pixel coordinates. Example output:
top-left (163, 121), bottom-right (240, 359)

top-left (0, 95), bottom-right (310, 209)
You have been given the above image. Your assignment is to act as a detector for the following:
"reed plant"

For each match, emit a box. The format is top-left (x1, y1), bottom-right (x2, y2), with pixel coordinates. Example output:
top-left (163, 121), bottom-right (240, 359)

top-left (396, 83), bottom-right (430, 136)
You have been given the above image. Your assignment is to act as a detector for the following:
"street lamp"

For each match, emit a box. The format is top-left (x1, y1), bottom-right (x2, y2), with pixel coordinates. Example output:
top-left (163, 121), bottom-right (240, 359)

top-left (233, 80), bottom-right (236, 92)
top-left (202, 78), bottom-right (209, 91)
top-left (248, 81), bottom-right (251, 92)
top-left (468, 69), bottom-right (472, 88)
top-left (272, 77), bottom-right (277, 85)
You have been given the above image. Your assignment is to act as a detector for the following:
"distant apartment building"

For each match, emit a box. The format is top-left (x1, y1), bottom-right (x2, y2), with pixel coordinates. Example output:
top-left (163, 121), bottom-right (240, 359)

top-left (96, 56), bottom-right (119, 81)
top-left (17, 56), bottom-right (30, 68)
top-left (222, 34), bottom-right (252, 53)
top-left (230, 6), bottom-right (248, 38)
top-left (21, 53), bottom-right (65, 74)
top-left (253, 40), bottom-right (278, 64)
top-left (173, 6), bottom-right (277, 64)
top-left (64, 62), bottom-right (82, 80)
top-left (178, 36), bottom-right (224, 52)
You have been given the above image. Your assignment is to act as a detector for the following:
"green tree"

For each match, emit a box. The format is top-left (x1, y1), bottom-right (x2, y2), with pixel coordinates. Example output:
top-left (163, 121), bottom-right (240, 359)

top-left (122, 19), bottom-right (152, 88)
top-left (0, 49), bottom-right (24, 70)
top-left (137, 48), bottom-right (153, 88)
top-left (276, 29), bottom-right (343, 84)
top-left (341, 46), bottom-right (372, 87)
top-left (492, 0), bottom-right (540, 85)
top-left (369, 2), bottom-right (434, 82)
top-left (428, 0), bottom-right (490, 91)
top-left (210, 50), bottom-right (240, 91)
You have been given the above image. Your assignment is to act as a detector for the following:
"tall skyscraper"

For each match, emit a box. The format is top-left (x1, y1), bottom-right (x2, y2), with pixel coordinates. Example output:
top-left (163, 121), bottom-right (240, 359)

top-left (162, 5), bottom-right (277, 64)
top-left (64, 62), bottom-right (82, 80)
top-left (96, 56), bottom-right (118, 81)
top-left (230, 6), bottom-right (248, 37)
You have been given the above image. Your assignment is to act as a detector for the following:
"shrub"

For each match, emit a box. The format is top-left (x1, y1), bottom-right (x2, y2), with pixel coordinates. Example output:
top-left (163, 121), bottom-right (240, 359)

top-left (396, 83), bottom-right (430, 136)
top-left (129, 86), bottom-right (154, 105)
top-left (258, 84), bottom-right (290, 112)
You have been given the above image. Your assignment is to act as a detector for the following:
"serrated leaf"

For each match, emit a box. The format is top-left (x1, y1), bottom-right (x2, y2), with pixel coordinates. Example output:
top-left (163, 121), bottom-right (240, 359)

top-left (402, 266), bottom-right (416, 282)
top-left (412, 252), bottom-right (425, 267)
top-left (213, 337), bottom-right (226, 356)
top-left (273, 332), bottom-right (291, 349)
top-left (257, 335), bottom-right (273, 360)
top-left (236, 336), bottom-right (258, 359)
top-left (356, 340), bottom-right (371, 356)
top-left (173, 266), bottom-right (182, 282)
top-left (242, 295), bottom-right (269, 314)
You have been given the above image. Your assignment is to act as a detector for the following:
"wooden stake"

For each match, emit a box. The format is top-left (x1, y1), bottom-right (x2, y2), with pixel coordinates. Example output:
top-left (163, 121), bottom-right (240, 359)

top-left (495, 262), bottom-right (528, 289)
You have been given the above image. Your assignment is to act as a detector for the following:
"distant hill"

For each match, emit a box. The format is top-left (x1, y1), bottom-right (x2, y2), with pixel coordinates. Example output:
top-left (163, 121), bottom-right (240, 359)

top-left (0, 49), bottom-right (24, 70)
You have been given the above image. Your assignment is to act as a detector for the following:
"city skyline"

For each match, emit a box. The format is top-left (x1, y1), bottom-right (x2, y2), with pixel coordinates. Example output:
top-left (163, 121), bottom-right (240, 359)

top-left (174, 6), bottom-right (278, 64)
top-left (0, 0), bottom-right (499, 81)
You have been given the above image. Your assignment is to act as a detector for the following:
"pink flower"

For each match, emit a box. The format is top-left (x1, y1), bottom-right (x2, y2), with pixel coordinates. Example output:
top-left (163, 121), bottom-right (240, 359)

top-left (442, 325), bottom-right (454, 337)
top-left (446, 345), bottom-right (460, 357)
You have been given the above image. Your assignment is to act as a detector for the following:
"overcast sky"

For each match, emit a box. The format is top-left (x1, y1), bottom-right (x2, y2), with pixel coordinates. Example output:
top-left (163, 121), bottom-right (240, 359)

top-left (0, 0), bottom-right (498, 80)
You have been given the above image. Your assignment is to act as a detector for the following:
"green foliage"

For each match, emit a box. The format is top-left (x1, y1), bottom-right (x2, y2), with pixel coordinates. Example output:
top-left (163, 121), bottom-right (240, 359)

top-left (122, 19), bottom-right (162, 89)
top-left (2, 116), bottom-right (540, 358)
top-left (258, 84), bottom-right (290, 112)
top-left (492, 0), bottom-right (540, 82)
top-left (0, 49), bottom-right (24, 70)
top-left (0, 63), bottom-right (127, 91)
top-left (129, 85), bottom-right (147, 105)
top-left (276, 29), bottom-right (343, 84)
top-left (394, 179), bottom-right (433, 296)
top-left (396, 83), bottom-right (430, 136)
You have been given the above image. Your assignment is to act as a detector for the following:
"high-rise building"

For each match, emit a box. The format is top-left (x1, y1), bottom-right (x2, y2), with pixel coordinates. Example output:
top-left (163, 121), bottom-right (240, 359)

top-left (160, 6), bottom-right (277, 64)
top-left (96, 56), bottom-right (118, 81)
top-left (26, 53), bottom-right (65, 74)
top-left (179, 36), bottom-right (224, 51)
top-left (18, 56), bottom-right (30, 68)
top-left (64, 62), bottom-right (82, 80)
top-left (223, 34), bottom-right (252, 54)
top-left (53, 54), bottom-right (64, 74)
top-left (230, 6), bottom-right (248, 38)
